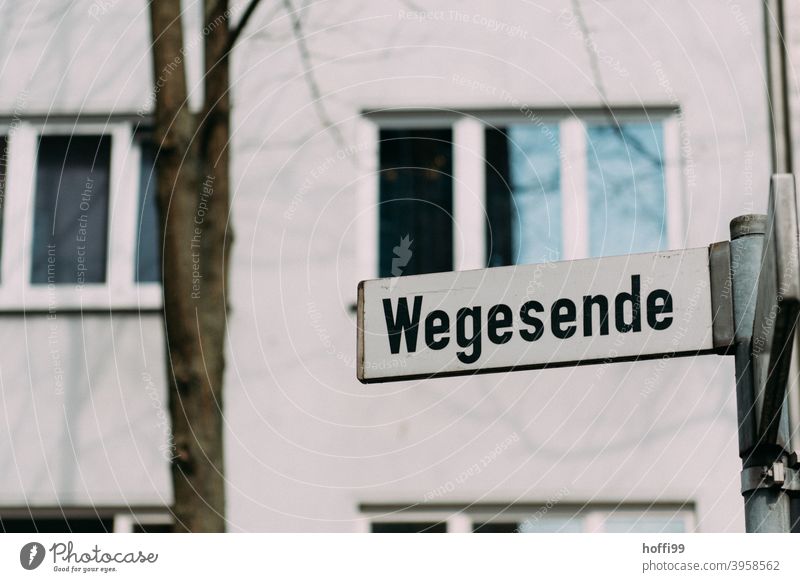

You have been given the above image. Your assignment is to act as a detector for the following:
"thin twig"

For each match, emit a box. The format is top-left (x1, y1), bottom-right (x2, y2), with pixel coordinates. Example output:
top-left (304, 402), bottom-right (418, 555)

top-left (570, 0), bottom-right (662, 169)
top-left (282, 0), bottom-right (348, 151)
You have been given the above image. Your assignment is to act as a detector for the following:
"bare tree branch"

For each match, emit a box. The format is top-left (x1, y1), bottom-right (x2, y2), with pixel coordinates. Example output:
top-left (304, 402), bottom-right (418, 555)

top-left (225, 0), bottom-right (266, 56)
top-left (397, 0), bottom-right (423, 12)
top-left (282, 0), bottom-right (347, 151)
top-left (571, 0), bottom-right (607, 99)
top-left (570, 0), bottom-right (662, 169)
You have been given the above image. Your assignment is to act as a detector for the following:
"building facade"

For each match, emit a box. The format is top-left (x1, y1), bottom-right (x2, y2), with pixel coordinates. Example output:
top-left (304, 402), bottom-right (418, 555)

top-left (0, 0), bottom-right (779, 532)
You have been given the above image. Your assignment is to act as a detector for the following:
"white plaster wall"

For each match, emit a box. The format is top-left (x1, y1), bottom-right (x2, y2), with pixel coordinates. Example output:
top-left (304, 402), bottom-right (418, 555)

top-left (0, 315), bottom-right (171, 506)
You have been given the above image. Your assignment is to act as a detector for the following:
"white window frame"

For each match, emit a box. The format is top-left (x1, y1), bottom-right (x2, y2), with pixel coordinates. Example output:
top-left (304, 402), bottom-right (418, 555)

top-left (356, 109), bottom-right (683, 284)
top-left (1, 118), bottom-right (161, 311)
top-left (113, 511), bottom-right (172, 533)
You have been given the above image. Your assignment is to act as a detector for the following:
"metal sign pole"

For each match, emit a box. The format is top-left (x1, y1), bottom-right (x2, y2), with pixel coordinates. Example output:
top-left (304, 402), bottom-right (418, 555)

top-left (763, 0), bottom-right (793, 175)
top-left (763, 0), bottom-right (800, 532)
top-left (730, 215), bottom-right (792, 532)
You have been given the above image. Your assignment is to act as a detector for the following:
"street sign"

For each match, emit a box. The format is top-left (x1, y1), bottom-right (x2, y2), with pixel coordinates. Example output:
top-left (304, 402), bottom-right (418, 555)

top-left (357, 247), bottom-right (732, 383)
top-left (752, 174), bottom-right (800, 445)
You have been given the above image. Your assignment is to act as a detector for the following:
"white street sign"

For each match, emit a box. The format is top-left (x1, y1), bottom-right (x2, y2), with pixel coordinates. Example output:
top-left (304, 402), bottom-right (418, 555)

top-left (358, 247), bottom-right (727, 383)
top-left (752, 174), bottom-right (800, 445)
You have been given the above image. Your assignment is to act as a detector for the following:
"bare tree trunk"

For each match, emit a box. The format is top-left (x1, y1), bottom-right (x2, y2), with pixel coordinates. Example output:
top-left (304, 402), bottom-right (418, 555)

top-left (149, 0), bottom-right (227, 533)
top-left (201, 0), bottom-right (233, 345)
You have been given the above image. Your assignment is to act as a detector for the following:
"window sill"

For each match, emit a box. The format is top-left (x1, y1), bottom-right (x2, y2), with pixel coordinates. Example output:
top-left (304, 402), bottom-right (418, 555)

top-left (0, 283), bottom-right (163, 313)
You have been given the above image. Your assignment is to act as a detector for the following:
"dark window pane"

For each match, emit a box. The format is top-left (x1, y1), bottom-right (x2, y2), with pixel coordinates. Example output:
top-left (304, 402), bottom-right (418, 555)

top-left (485, 128), bottom-right (513, 267)
top-left (136, 141), bottom-right (161, 282)
top-left (132, 522), bottom-right (172, 533)
top-left (0, 516), bottom-right (114, 533)
top-left (485, 124), bottom-right (561, 267)
top-left (31, 135), bottom-right (111, 284)
top-left (586, 122), bottom-right (667, 257)
top-left (371, 521), bottom-right (447, 533)
top-left (473, 522), bottom-right (519, 533)
top-left (379, 129), bottom-right (453, 278)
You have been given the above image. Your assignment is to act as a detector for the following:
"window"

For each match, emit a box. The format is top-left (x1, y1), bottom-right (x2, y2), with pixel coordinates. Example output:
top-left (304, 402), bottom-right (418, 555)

top-left (0, 514), bottom-right (114, 533)
top-left (359, 508), bottom-right (468, 533)
top-left (360, 110), bottom-right (680, 281)
top-left (0, 134), bottom-right (7, 270)
top-left (474, 517), bottom-right (584, 533)
top-left (371, 521), bottom-right (447, 533)
top-left (601, 513), bottom-right (687, 533)
top-left (474, 509), bottom-right (692, 533)
top-left (361, 503), bottom-right (695, 533)
top-left (486, 117), bottom-right (670, 266)
top-left (378, 128), bottom-right (453, 278)
top-left (31, 135), bottom-right (111, 285)
top-left (0, 510), bottom-right (171, 533)
top-left (0, 119), bottom-right (161, 310)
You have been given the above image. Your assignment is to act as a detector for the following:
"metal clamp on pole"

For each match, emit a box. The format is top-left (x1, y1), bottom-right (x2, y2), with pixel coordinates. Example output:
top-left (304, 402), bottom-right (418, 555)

top-left (741, 462), bottom-right (785, 492)
top-left (742, 462), bottom-right (800, 494)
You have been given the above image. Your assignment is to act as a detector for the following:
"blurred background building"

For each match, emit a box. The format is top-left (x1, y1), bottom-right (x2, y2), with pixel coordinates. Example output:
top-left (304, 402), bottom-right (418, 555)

top-left (0, 0), bottom-right (791, 532)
